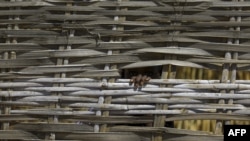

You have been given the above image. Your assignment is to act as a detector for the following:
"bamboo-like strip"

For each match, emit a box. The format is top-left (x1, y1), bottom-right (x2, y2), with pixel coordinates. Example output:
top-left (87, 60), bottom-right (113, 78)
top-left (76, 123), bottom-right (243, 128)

top-left (0, 1), bottom-right (53, 7)
top-left (174, 83), bottom-right (250, 90)
top-left (0, 130), bottom-right (39, 140)
top-left (13, 123), bottom-right (93, 132)
top-left (25, 87), bottom-right (89, 92)
top-left (0, 82), bottom-right (42, 88)
top-left (29, 77), bottom-right (96, 83)
top-left (110, 126), bottom-right (211, 135)
top-left (165, 113), bottom-right (250, 121)
top-left (172, 92), bottom-right (250, 99)
top-left (0, 115), bottom-right (37, 122)
top-left (11, 109), bottom-right (95, 116)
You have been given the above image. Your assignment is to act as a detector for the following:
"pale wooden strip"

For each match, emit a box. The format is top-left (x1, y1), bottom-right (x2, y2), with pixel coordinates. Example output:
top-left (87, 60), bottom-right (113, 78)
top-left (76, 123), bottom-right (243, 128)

top-left (25, 87), bottom-right (89, 92)
top-left (55, 132), bottom-right (145, 141)
top-left (113, 110), bottom-right (194, 115)
top-left (234, 99), bottom-right (250, 105)
top-left (192, 21), bottom-right (250, 27)
top-left (0, 101), bottom-right (40, 106)
top-left (73, 70), bottom-right (120, 78)
top-left (20, 64), bottom-right (91, 74)
top-left (140, 4), bottom-right (210, 12)
top-left (190, 42), bottom-right (250, 52)
top-left (182, 31), bottom-right (250, 39)
top-left (0, 82), bottom-right (42, 88)
top-left (0, 29), bottom-right (57, 35)
top-left (129, 35), bottom-right (206, 43)
top-left (13, 123), bottom-right (93, 132)
top-left (162, 133), bottom-right (222, 141)
top-left (53, 132), bottom-right (223, 141)
top-left (50, 49), bottom-right (105, 57)
top-left (71, 113), bottom-right (250, 123)
top-left (0, 10), bottom-right (44, 16)
top-left (136, 47), bottom-right (213, 56)
top-left (0, 43), bottom-right (44, 51)
top-left (93, 10), bottom-right (162, 17)
top-left (0, 1), bottom-right (53, 7)
top-left (19, 96), bottom-right (97, 103)
top-left (43, 5), bottom-right (104, 11)
top-left (233, 109), bottom-right (250, 115)
top-left (117, 79), bottom-right (221, 84)
top-left (69, 90), bottom-right (152, 96)
top-left (213, 1), bottom-right (250, 8)
top-left (200, 10), bottom-right (250, 17)
top-left (141, 87), bottom-right (194, 93)
top-left (131, 26), bottom-right (192, 32)
top-left (112, 97), bottom-right (201, 104)
top-left (138, 15), bottom-right (217, 22)
top-left (0, 115), bottom-right (37, 122)
top-left (148, 79), bottom-right (250, 84)
top-left (25, 36), bottom-right (95, 45)
top-left (72, 115), bottom-right (152, 124)
top-left (238, 90), bottom-right (250, 93)
top-left (121, 60), bottom-right (204, 69)
top-left (66, 82), bottom-right (157, 89)
top-left (30, 14), bottom-right (110, 21)
top-left (161, 0), bottom-right (212, 2)
top-left (93, 1), bottom-right (157, 7)
top-left (165, 113), bottom-right (250, 121)
top-left (0, 19), bottom-right (40, 25)
top-left (75, 55), bottom-right (140, 64)
top-left (187, 58), bottom-right (250, 64)
top-left (0, 58), bottom-right (53, 68)
top-left (173, 92), bottom-right (250, 99)
top-left (82, 41), bottom-right (152, 50)
top-left (84, 20), bottom-right (157, 26)
top-left (0, 130), bottom-right (38, 140)
top-left (29, 78), bottom-right (96, 83)
top-left (239, 53), bottom-right (250, 59)
top-left (110, 126), bottom-right (211, 135)
top-left (174, 83), bottom-right (250, 90)
top-left (11, 109), bottom-right (95, 116)
top-left (0, 91), bottom-right (43, 97)
top-left (168, 104), bottom-right (246, 110)
top-left (69, 103), bottom-right (155, 110)
top-left (239, 17), bottom-right (250, 21)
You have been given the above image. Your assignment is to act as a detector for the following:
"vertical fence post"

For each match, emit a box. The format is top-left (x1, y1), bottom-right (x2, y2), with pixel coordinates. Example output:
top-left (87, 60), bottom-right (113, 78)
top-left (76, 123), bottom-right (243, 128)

top-left (100, 0), bottom-right (127, 132)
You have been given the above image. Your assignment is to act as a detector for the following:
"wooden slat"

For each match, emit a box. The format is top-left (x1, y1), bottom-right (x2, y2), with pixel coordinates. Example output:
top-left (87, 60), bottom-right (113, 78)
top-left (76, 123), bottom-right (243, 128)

top-left (0, 130), bottom-right (38, 140)
top-left (122, 60), bottom-right (205, 69)
top-left (0, 115), bottom-right (37, 122)
top-left (0, 1), bottom-right (53, 7)
top-left (0, 58), bottom-right (53, 68)
top-left (136, 47), bottom-right (213, 56)
top-left (13, 123), bottom-right (93, 132)
top-left (75, 55), bottom-right (140, 64)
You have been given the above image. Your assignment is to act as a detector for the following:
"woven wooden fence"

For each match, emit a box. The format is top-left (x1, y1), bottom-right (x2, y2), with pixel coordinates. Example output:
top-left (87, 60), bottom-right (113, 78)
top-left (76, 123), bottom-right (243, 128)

top-left (0, 0), bottom-right (250, 140)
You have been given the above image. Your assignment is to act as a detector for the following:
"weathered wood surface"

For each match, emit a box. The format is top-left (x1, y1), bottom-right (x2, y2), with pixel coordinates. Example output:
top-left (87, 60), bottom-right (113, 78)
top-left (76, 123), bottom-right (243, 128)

top-left (0, 130), bottom-right (39, 140)
top-left (0, 0), bottom-right (249, 141)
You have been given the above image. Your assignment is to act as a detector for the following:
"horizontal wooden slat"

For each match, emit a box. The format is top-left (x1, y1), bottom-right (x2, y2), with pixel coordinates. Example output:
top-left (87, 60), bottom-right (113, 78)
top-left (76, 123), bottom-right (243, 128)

top-left (0, 1), bottom-right (53, 7)
top-left (0, 130), bottom-right (38, 140)
top-left (53, 132), bottom-right (223, 141)
top-left (122, 60), bottom-right (205, 69)
top-left (0, 115), bottom-right (38, 122)
top-left (0, 58), bottom-right (53, 68)
top-left (13, 123), bottom-right (93, 132)
top-left (136, 47), bottom-right (213, 56)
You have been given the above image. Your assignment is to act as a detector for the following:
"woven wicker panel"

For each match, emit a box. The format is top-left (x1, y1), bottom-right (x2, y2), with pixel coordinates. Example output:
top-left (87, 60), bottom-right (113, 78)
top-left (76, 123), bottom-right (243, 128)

top-left (0, 0), bottom-right (249, 141)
